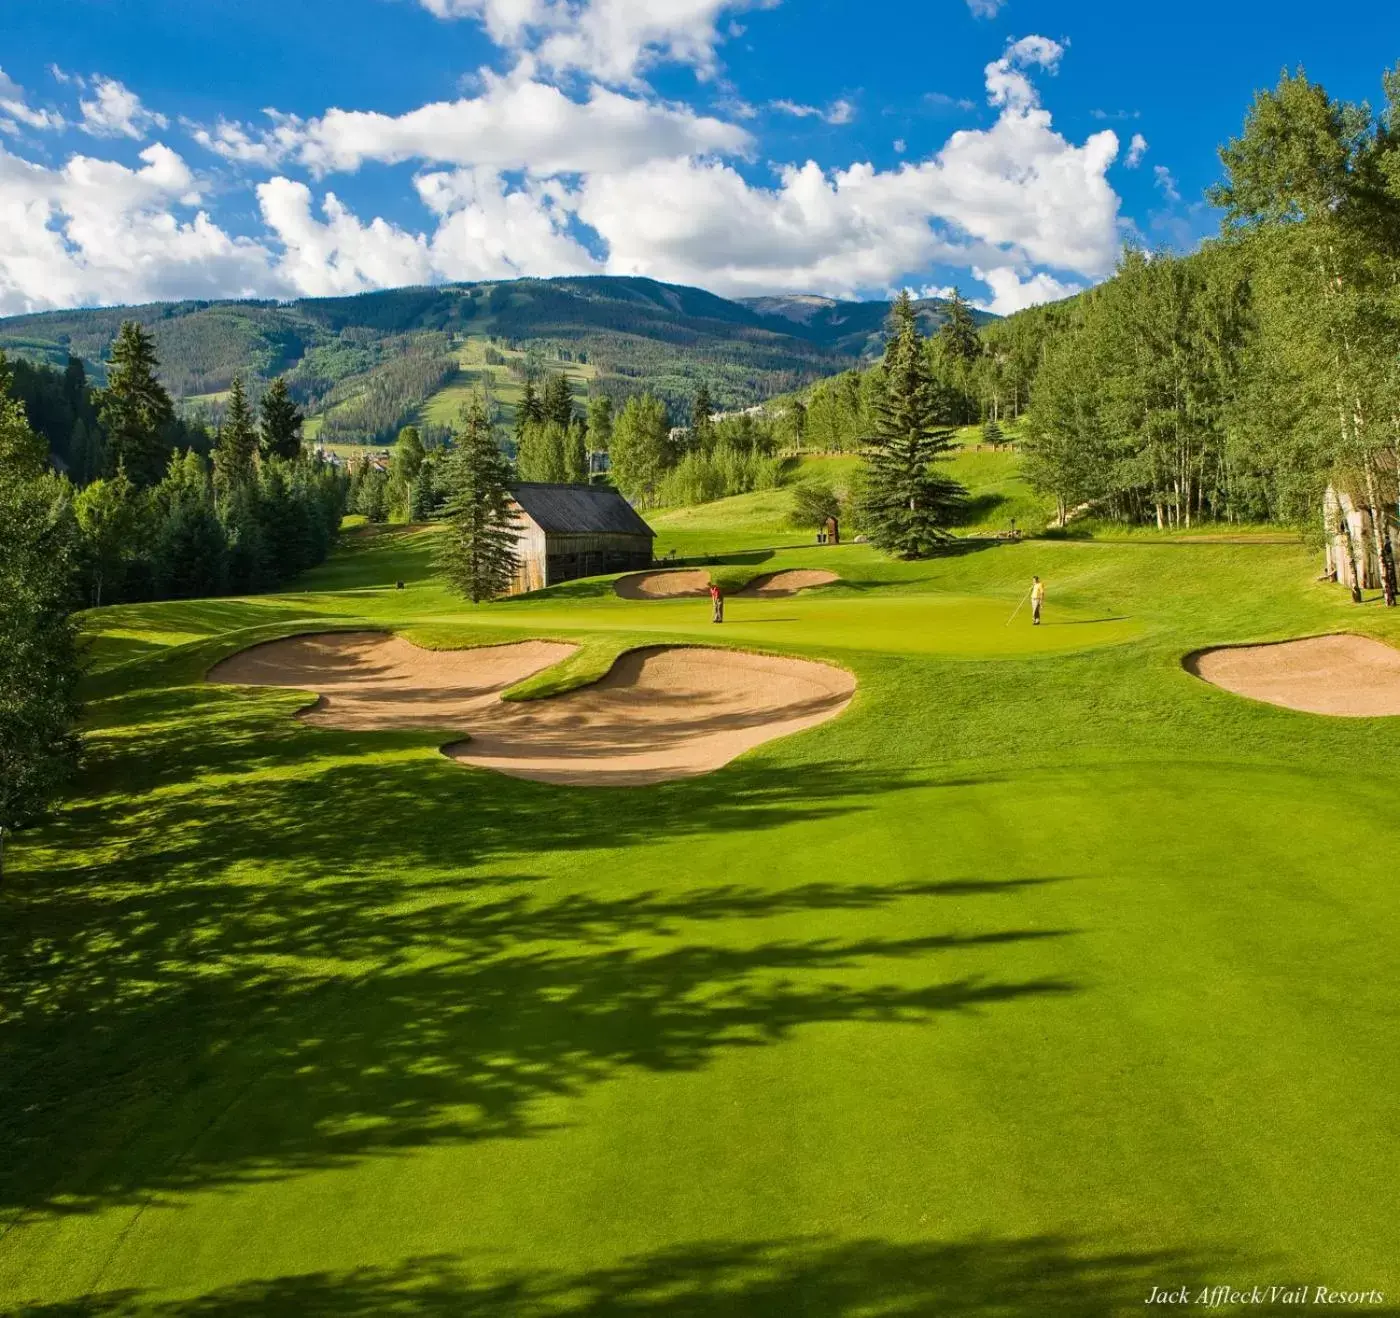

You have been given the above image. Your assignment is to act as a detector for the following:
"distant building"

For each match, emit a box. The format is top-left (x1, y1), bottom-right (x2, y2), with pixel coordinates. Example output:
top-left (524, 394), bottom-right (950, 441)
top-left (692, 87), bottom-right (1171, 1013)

top-left (507, 482), bottom-right (654, 595)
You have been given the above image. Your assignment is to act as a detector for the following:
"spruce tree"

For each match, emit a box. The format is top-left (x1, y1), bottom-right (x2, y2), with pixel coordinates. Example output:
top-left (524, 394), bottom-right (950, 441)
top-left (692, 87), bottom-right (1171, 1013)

top-left (99, 322), bottom-right (175, 488)
top-left (543, 373), bottom-right (574, 429)
top-left (690, 382), bottom-right (715, 453)
top-left (515, 378), bottom-right (544, 445)
top-left (982, 416), bottom-right (1004, 448)
top-left (861, 292), bottom-right (965, 558)
top-left (437, 394), bottom-right (520, 603)
top-left (409, 459), bottom-right (438, 521)
top-left (213, 377), bottom-right (258, 494)
top-left (259, 377), bottom-right (304, 461)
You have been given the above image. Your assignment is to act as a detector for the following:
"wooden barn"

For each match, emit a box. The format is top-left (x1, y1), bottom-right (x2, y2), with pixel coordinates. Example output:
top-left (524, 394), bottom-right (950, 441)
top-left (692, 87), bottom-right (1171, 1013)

top-left (507, 482), bottom-right (655, 595)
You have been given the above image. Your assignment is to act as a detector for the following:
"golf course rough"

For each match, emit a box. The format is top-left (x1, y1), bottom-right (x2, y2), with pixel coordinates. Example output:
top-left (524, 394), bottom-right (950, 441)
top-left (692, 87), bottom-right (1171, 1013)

top-left (4, 518), bottom-right (1400, 1314)
top-left (208, 631), bottom-right (857, 785)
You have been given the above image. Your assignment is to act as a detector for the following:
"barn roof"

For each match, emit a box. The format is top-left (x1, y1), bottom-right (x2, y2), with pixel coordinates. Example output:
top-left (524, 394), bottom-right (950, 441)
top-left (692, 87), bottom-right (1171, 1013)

top-left (509, 483), bottom-right (655, 538)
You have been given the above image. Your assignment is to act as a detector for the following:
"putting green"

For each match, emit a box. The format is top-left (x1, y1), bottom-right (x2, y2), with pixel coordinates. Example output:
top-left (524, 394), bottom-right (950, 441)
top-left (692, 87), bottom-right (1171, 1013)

top-left (3, 529), bottom-right (1400, 1314)
top-left (441, 591), bottom-right (1138, 659)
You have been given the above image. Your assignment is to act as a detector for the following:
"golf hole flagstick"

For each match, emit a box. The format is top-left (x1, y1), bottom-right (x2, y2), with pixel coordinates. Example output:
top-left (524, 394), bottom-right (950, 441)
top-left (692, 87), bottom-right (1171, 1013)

top-left (1005, 588), bottom-right (1033, 626)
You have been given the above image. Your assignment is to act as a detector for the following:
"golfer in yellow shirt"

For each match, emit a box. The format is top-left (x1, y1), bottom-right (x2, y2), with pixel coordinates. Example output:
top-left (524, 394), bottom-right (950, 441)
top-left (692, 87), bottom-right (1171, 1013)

top-left (1031, 576), bottom-right (1045, 625)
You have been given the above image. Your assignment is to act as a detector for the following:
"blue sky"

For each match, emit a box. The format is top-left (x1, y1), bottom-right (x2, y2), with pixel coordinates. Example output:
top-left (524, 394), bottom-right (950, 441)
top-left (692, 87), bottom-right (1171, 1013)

top-left (1, 0), bottom-right (1396, 316)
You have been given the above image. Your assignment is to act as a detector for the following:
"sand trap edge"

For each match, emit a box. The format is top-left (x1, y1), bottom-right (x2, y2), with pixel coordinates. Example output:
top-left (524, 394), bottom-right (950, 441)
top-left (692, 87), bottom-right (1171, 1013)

top-left (1183, 632), bottom-right (1400, 718)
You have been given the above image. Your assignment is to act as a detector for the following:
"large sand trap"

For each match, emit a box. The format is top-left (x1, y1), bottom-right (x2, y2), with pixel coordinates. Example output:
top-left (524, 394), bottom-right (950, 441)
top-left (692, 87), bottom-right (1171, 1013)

top-left (614, 570), bottom-right (710, 600)
top-left (208, 632), bottom-right (855, 785)
top-left (735, 569), bottom-right (838, 597)
top-left (1187, 634), bottom-right (1400, 717)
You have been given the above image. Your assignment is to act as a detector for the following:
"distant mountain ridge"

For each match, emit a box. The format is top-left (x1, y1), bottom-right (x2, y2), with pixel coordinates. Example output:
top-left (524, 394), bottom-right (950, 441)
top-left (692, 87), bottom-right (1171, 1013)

top-left (737, 292), bottom-right (995, 358)
top-left (0, 276), bottom-right (994, 443)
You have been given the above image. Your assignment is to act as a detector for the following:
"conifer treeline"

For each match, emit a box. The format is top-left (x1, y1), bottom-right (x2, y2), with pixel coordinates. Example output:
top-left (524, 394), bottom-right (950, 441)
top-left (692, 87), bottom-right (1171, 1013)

top-left (1, 324), bottom-right (348, 609)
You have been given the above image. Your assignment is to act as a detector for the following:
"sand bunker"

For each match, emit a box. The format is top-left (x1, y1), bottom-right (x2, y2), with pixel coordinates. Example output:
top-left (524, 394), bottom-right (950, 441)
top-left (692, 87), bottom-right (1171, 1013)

top-left (208, 633), bottom-right (576, 731)
top-left (614, 570), bottom-right (710, 600)
top-left (735, 570), bottom-right (838, 597)
top-left (614, 568), bottom-right (838, 600)
top-left (208, 632), bottom-right (855, 785)
top-left (1187, 634), bottom-right (1400, 717)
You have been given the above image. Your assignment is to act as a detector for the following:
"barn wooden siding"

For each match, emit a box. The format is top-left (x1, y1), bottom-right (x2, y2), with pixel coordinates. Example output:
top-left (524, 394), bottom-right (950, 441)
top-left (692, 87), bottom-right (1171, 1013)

top-left (507, 483), bottom-right (655, 596)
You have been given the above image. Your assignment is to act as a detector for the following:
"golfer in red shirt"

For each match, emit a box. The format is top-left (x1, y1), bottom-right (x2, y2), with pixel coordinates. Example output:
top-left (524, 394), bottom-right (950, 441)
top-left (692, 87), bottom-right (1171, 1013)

top-left (709, 582), bottom-right (724, 623)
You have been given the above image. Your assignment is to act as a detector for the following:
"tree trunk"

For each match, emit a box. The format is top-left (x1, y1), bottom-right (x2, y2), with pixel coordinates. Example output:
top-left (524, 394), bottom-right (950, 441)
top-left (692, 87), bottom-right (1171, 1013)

top-left (1361, 455), bottom-right (1395, 607)
top-left (1342, 516), bottom-right (1365, 604)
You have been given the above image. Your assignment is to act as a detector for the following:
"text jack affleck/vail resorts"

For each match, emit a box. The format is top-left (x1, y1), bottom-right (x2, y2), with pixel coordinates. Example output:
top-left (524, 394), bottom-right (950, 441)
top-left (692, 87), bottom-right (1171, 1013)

top-left (1146, 1285), bottom-right (1387, 1307)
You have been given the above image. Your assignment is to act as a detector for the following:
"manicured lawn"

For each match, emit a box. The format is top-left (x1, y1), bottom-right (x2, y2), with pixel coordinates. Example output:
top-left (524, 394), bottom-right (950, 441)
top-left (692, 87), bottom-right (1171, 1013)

top-left (2, 518), bottom-right (1399, 1313)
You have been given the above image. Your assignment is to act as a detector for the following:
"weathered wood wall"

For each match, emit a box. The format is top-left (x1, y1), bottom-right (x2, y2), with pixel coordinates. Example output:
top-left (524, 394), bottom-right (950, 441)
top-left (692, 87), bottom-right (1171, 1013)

top-left (508, 521), bottom-right (653, 595)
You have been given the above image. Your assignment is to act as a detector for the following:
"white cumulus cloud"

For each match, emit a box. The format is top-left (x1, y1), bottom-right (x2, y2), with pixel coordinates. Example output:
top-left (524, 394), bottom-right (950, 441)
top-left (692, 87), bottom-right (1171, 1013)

top-left (771, 98), bottom-right (855, 125)
top-left (191, 113), bottom-right (306, 168)
top-left (78, 76), bottom-right (169, 139)
top-left (1124, 133), bottom-right (1147, 168)
top-left (561, 34), bottom-right (1119, 299)
top-left (414, 0), bottom-right (769, 84)
top-left (0, 141), bottom-right (275, 315)
top-left (973, 265), bottom-right (1081, 314)
top-left (287, 70), bottom-right (749, 175)
top-left (0, 67), bottom-right (66, 134)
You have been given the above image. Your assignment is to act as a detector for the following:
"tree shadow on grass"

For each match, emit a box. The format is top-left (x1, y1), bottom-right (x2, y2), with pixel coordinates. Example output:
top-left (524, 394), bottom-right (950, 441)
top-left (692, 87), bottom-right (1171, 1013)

top-left (0, 851), bottom-right (1076, 1218)
top-left (16, 1234), bottom-right (1262, 1316)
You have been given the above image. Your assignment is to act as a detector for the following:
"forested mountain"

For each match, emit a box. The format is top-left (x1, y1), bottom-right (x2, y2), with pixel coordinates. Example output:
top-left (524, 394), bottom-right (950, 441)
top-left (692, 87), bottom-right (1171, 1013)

top-left (0, 277), bottom-right (983, 446)
top-left (738, 293), bottom-right (996, 357)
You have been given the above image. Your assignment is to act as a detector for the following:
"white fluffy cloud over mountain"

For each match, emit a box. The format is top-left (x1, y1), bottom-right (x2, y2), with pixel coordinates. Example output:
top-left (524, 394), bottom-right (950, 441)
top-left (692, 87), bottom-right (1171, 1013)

top-left (0, 13), bottom-right (1125, 316)
top-left (0, 142), bottom-right (273, 314)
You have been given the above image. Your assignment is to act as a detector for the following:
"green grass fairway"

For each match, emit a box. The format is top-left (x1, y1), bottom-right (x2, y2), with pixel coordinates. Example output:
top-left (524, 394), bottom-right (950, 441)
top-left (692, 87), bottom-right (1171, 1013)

top-left (4, 522), bottom-right (1400, 1314)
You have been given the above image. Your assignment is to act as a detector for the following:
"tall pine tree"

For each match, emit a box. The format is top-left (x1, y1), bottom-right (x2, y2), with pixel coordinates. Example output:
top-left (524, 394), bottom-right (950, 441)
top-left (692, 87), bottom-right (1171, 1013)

top-left (543, 373), bottom-right (574, 429)
top-left (515, 377), bottom-right (544, 446)
top-left (861, 292), bottom-right (965, 558)
top-left (99, 322), bottom-right (175, 488)
top-left (213, 377), bottom-right (259, 494)
top-left (259, 377), bottom-right (304, 461)
top-left (437, 394), bottom-right (520, 603)
top-left (689, 382), bottom-right (715, 453)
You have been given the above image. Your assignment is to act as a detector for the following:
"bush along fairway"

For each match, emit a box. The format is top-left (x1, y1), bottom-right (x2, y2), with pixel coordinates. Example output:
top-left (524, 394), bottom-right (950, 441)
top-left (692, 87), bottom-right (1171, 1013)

top-left (3, 517), bottom-right (1400, 1316)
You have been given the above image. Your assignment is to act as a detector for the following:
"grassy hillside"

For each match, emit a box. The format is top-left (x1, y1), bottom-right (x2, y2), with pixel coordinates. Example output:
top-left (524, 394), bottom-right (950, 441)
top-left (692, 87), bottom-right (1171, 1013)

top-left (2, 518), bottom-right (1398, 1312)
top-left (647, 436), bottom-right (1053, 558)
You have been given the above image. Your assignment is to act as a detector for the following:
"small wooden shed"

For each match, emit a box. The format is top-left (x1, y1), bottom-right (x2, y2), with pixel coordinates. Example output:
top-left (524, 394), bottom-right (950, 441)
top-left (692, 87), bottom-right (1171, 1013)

top-left (507, 482), bottom-right (655, 595)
